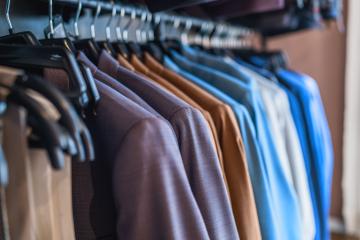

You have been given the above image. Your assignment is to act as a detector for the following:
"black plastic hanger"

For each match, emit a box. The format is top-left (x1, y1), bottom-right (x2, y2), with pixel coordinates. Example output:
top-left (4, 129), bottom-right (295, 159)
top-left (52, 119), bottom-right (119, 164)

top-left (0, 66), bottom-right (77, 161)
top-left (39, 38), bottom-right (100, 111)
top-left (128, 42), bottom-right (144, 60)
top-left (41, 12), bottom-right (77, 53)
top-left (113, 42), bottom-right (130, 59)
top-left (40, 0), bottom-right (100, 115)
top-left (0, 82), bottom-right (67, 169)
top-left (0, 0), bottom-right (95, 162)
top-left (41, 38), bottom-right (77, 53)
top-left (0, 43), bottom-right (89, 109)
top-left (40, 0), bottom-right (80, 54)
top-left (0, 0), bottom-right (89, 111)
top-left (16, 74), bottom-right (95, 162)
top-left (77, 62), bottom-right (100, 115)
top-left (141, 13), bottom-right (163, 62)
top-left (0, 31), bottom-right (40, 46)
top-left (73, 37), bottom-right (101, 65)
top-left (41, 14), bottom-right (77, 53)
top-left (0, 0), bottom-right (40, 45)
top-left (98, 41), bottom-right (116, 57)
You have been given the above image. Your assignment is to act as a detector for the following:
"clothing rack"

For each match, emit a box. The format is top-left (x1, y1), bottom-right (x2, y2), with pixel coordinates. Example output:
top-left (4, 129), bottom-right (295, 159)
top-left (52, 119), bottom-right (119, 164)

top-left (0, 1), bottom-right (339, 239)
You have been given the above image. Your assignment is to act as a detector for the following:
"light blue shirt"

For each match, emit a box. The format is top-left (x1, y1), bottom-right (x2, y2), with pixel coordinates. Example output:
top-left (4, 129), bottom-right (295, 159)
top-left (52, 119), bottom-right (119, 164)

top-left (237, 58), bottom-right (322, 240)
top-left (277, 69), bottom-right (334, 240)
top-left (165, 53), bottom-right (302, 240)
top-left (236, 58), bottom-right (322, 240)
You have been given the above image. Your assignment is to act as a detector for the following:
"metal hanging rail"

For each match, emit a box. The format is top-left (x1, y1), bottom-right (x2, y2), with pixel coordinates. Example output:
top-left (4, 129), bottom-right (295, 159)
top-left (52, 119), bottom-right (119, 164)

top-left (51, 0), bottom-right (254, 37)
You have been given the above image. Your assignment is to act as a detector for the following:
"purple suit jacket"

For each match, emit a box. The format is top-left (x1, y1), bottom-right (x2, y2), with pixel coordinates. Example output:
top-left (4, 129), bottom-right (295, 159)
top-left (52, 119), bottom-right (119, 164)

top-left (77, 51), bottom-right (160, 117)
top-left (97, 51), bottom-right (238, 240)
top-left (81, 80), bottom-right (210, 239)
top-left (44, 66), bottom-right (211, 239)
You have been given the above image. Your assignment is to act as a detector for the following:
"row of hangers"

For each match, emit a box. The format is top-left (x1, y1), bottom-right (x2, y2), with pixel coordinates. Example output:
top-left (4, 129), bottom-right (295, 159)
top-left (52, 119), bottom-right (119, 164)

top-left (0, 0), bottom-right (288, 188)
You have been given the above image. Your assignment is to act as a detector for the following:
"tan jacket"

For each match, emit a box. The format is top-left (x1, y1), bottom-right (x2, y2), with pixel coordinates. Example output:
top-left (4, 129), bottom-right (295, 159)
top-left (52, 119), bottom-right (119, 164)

top-left (3, 103), bottom-right (75, 240)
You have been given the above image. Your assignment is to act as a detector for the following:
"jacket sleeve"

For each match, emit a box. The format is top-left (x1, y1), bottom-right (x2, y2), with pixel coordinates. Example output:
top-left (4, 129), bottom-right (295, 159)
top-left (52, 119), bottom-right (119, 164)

top-left (171, 107), bottom-right (239, 240)
top-left (113, 116), bottom-right (210, 240)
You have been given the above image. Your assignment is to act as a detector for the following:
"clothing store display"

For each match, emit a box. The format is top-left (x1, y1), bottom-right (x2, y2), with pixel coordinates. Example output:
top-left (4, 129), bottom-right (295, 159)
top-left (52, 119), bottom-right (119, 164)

top-left (0, 0), bottom-right (339, 239)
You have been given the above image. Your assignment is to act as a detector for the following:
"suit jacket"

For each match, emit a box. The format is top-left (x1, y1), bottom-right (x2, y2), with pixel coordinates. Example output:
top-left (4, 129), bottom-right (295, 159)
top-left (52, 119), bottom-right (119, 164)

top-left (88, 80), bottom-right (210, 239)
top-left (98, 50), bottom-right (239, 240)
top-left (44, 66), bottom-right (210, 239)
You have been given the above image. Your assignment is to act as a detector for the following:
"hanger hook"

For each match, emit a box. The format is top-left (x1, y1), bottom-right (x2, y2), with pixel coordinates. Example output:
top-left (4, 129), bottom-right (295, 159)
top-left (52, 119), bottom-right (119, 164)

top-left (152, 13), bottom-right (162, 40)
top-left (146, 12), bottom-right (154, 41)
top-left (73, 0), bottom-right (82, 38)
top-left (136, 10), bottom-right (147, 43)
top-left (211, 24), bottom-right (222, 48)
top-left (181, 18), bottom-right (192, 44)
top-left (154, 13), bottom-right (161, 28)
top-left (49, 0), bottom-right (54, 37)
top-left (202, 22), bottom-right (214, 48)
top-left (106, 1), bottom-right (117, 41)
top-left (91, 1), bottom-right (102, 39)
top-left (5, 0), bottom-right (13, 34)
top-left (122, 8), bottom-right (136, 42)
top-left (173, 16), bottom-right (181, 30)
top-left (115, 6), bottom-right (125, 41)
